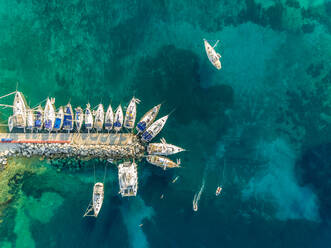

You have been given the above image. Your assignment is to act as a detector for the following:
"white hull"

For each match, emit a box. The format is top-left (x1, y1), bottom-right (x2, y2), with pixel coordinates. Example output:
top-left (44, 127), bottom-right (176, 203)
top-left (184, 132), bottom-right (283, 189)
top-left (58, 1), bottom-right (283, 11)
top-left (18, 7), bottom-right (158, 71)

top-left (118, 161), bottom-right (138, 197)
top-left (93, 104), bottom-right (104, 131)
top-left (136, 104), bottom-right (161, 133)
top-left (26, 109), bottom-right (35, 130)
top-left (44, 98), bottom-right (56, 131)
top-left (53, 107), bottom-right (64, 131)
top-left (104, 104), bottom-right (114, 131)
top-left (204, 39), bottom-right (221, 70)
top-left (147, 138), bottom-right (185, 156)
top-left (146, 155), bottom-right (180, 170)
top-left (113, 105), bottom-right (123, 132)
top-left (84, 182), bottom-right (104, 217)
top-left (34, 105), bottom-right (44, 130)
top-left (13, 91), bottom-right (27, 129)
top-left (63, 103), bottom-right (74, 131)
top-left (75, 107), bottom-right (84, 131)
top-left (124, 97), bottom-right (140, 129)
top-left (85, 104), bottom-right (94, 130)
top-left (141, 115), bottom-right (168, 143)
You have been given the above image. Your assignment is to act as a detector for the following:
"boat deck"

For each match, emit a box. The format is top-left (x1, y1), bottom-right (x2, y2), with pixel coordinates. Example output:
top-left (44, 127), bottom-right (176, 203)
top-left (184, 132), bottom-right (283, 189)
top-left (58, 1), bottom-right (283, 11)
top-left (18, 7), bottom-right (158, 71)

top-left (0, 133), bottom-right (136, 146)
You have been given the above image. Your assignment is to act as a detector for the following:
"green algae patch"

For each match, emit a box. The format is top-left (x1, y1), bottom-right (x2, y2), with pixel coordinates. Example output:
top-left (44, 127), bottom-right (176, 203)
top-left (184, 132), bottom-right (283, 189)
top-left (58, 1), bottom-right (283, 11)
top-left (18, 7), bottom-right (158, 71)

top-left (26, 192), bottom-right (64, 223)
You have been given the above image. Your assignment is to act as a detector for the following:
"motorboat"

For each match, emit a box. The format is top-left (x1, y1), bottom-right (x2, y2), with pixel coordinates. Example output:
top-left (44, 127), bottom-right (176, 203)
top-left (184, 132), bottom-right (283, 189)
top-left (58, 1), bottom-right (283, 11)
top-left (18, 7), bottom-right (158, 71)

top-left (136, 104), bottom-right (161, 133)
top-left (141, 115), bottom-right (168, 143)
top-left (124, 97), bottom-right (140, 129)
top-left (147, 138), bottom-right (185, 155)
top-left (203, 39), bottom-right (221, 70)
top-left (113, 105), bottom-right (123, 132)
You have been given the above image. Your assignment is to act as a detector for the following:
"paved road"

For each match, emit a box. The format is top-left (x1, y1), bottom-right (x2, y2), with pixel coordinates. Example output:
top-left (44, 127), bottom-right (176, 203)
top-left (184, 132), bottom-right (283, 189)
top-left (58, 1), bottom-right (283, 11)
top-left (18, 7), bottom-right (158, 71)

top-left (0, 133), bottom-right (137, 146)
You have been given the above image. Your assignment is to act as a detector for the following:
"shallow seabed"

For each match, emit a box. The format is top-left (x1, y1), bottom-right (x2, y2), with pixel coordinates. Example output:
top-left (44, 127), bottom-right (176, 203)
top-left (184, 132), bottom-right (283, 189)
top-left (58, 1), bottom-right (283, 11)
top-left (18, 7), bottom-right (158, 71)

top-left (1, 0), bottom-right (331, 247)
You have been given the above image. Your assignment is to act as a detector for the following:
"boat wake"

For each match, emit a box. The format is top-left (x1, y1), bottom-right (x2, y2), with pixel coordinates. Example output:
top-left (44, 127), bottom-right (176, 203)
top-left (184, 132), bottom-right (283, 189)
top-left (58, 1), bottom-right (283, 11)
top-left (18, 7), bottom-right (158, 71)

top-left (193, 181), bottom-right (205, 212)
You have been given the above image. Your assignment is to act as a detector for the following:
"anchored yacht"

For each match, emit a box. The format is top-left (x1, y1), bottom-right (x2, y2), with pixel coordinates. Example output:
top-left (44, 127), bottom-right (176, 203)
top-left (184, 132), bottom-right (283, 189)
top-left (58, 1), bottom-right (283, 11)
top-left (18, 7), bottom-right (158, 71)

top-left (83, 182), bottom-right (104, 217)
top-left (203, 39), bottom-right (222, 70)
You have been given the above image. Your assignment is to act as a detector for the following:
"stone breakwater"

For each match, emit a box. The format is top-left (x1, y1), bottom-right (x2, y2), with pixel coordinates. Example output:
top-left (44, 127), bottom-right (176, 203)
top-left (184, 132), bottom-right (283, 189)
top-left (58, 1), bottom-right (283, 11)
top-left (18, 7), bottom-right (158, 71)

top-left (0, 142), bottom-right (145, 167)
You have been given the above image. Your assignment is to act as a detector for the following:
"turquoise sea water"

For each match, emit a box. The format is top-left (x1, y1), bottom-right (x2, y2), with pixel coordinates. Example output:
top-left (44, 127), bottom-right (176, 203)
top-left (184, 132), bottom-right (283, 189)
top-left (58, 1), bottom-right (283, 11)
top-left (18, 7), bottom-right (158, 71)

top-left (1, 0), bottom-right (331, 247)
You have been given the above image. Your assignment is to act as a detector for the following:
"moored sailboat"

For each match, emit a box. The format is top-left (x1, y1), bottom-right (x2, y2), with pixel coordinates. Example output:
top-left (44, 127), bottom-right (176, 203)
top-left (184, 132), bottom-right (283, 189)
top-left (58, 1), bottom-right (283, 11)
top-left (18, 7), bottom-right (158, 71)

top-left (104, 104), bottom-right (114, 131)
top-left (12, 91), bottom-right (27, 130)
top-left (26, 109), bottom-right (35, 131)
top-left (146, 155), bottom-right (180, 170)
top-left (147, 138), bottom-right (185, 156)
top-left (136, 104), bottom-right (161, 134)
top-left (53, 107), bottom-right (64, 132)
top-left (34, 105), bottom-right (44, 131)
top-left (85, 103), bottom-right (93, 131)
top-left (93, 104), bottom-right (104, 132)
top-left (124, 97), bottom-right (141, 130)
top-left (83, 182), bottom-right (104, 217)
top-left (113, 105), bottom-right (123, 132)
top-left (141, 115), bottom-right (168, 143)
top-left (75, 106), bottom-right (84, 132)
top-left (44, 98), bottom-right (56, 132)
top-left (62, 103), bottom-right (73, 132)
top-left (118, 161), bottom-right (138, 197)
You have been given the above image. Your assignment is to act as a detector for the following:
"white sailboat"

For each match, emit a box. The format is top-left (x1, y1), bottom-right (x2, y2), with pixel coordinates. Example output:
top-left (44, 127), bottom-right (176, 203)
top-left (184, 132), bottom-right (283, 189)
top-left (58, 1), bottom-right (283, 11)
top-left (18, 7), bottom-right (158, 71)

top-left (93, 104), bottom-right (104, 132)
top-left (75, 106), bottom-right (84, 132)
top-left (26, 109), bottom-right (35, 131)
top-left (83, 182), bottom-right (104, 218)
top-left (146, 155), bottom-right (181, 170)
top-left (118, 161), bottom-right (138, 197)
top-left (113, 105), bottom-right (123, 132)
top-left (141, 115), bottom-right (168, 143)
top-left (12, 91), bottom-right (27, 129)
top-left (104, 104), bottom-right (114, 131)
top-left (85, 104), bottom-right (94, 132)
top-left (53, 107), bottom-right (64, 131)
top-left (136, 104), bottom-right (161, 133)
top-left (124, 97), bottom-right (141, 130)
top-left (44, 98), bottom-right (56, 132)
top-left (62, 103), bottom-right (74, 132)
top-left (34, 105), bottom-right (44, 130)
top-left (147, 138), bottom-right (185, 156)
top-left (203, 39), bottom-right (222, 70)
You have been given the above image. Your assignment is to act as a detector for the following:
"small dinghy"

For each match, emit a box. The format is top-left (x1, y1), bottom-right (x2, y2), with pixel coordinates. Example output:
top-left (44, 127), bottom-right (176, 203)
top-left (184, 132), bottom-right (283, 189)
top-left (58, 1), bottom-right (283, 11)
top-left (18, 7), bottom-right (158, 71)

top-left (141, 115), bottom-right (168, 143)
top-left (146, 155), bottom-right (180, 170)
top-left (12, 91), bottom-right (27, 129)
top-left (83, 182), bottom-right (104, 218)
top-left (203, 39), bottom-right (222, 70)
top-left (34, 105), bottom-right (44, 130)
top-left (136, 104), bottom-right (161, 133)
top-left (124, 97), bottom-right (141, 130)
top-left (62, 103), bottom-right (73, 132)
top-left (75, 106), bottom-right (84, 132)
top-left (85, 104), bottom-right (94, 132)
top-left (147, 138), bottom-right (185, 155)
top-left (113, 105), bottom-right (123, 132)
top-left (8, 116), bottom-right (14, 132)
top-left (104, 104), bottom-right (114, 131)
top-left (44, 98), bottom-right (56, 132)
top-left (53, 107), bottom-right (64, 131)
top-left (26, 109), bottom-right (35, 131)
top-left (216, 186), bottom-right (222, 196)
top-left (93, 104), bottom-right (104, 132)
